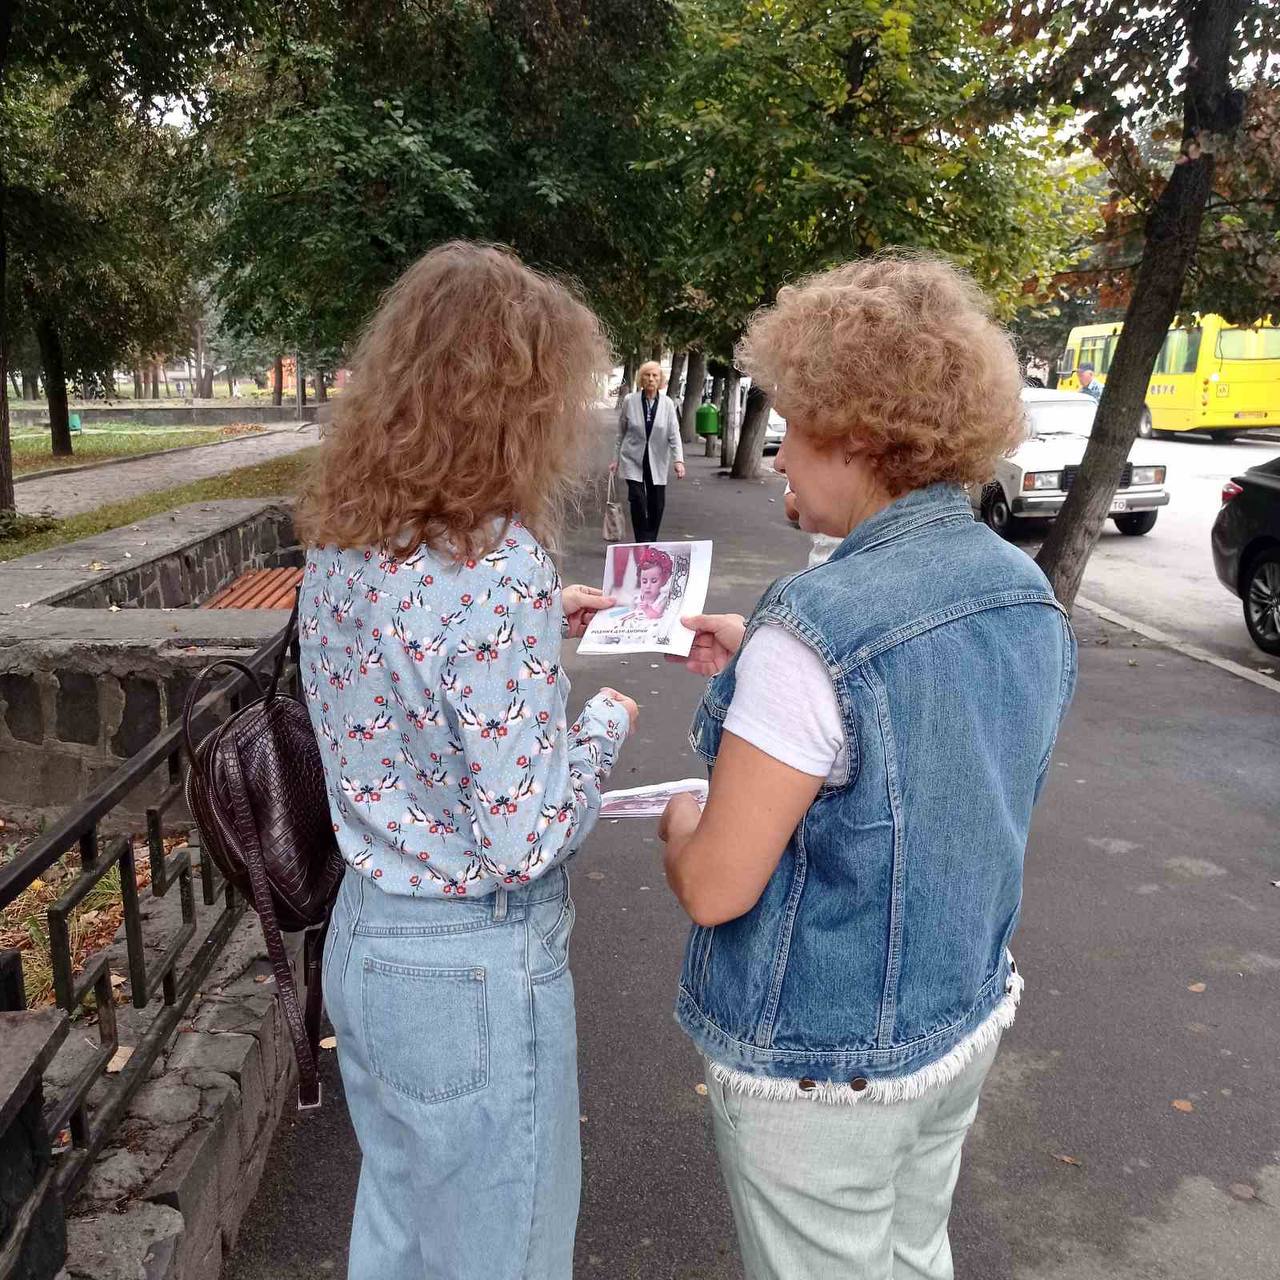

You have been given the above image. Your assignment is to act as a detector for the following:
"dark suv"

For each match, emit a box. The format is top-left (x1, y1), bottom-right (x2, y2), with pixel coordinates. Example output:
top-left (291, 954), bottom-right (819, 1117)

top-left (1211, 455), bottom-right (1280, 656)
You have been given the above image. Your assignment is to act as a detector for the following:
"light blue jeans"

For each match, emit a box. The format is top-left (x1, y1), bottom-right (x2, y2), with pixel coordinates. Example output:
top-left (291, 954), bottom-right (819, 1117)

top-left (705, 1036), bottom-right (1000, 1280)
top-left (322, 866), bottom-right (580, 1279)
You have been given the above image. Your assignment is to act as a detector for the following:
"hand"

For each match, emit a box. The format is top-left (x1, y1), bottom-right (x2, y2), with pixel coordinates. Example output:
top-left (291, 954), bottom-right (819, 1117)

top-left (659, 791), bottom-right (702, 845)
top-left (674, 462), bottom-right (686, 480)
top-left (598, 687), bottom-right (639, 729)
top-left (608, 461), bottom-right (618, 475)
top-left (562, 584), bottom-right (615, 638)
top-left (666, 613), bottom-right (747, 677)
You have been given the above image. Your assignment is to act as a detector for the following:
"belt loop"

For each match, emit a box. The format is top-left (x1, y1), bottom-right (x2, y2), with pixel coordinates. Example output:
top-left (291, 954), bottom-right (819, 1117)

top-left (492, 885), bottom-right (509, 922)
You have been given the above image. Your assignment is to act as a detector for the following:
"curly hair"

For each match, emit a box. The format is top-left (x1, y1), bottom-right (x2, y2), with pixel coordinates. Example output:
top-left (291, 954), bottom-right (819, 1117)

top-left (295, 241), bottom-right (609, 559)
top-left (737, 253), bottom-right (1024, 497)
top-left (636, 546), bottom-right (673, 585)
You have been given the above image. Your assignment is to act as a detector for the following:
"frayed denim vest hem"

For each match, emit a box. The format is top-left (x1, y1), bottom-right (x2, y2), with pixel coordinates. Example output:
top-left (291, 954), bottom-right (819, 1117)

top-left (677, 955), bottom-right (1022, 1105)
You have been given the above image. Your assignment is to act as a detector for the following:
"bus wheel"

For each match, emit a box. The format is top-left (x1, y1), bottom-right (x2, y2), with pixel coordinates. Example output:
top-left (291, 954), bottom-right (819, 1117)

top-left (1137, 408), bottom-right (1153, 439)
top-left (1210, 430), bottom-right (1239, 443)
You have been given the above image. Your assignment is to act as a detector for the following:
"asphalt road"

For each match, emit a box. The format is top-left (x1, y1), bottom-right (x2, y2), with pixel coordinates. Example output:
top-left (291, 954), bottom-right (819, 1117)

top-left (225, 448), bottom-right (1280, 1280)
top-left (1047, 432), bottom-right (1280, 671)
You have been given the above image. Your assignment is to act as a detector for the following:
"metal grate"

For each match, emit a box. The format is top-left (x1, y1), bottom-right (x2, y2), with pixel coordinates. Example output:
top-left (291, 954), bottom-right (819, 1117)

top-left (0, 617), bottom-right (297, 1260)
top-left (1061, 463), bottom-right (1132, 491)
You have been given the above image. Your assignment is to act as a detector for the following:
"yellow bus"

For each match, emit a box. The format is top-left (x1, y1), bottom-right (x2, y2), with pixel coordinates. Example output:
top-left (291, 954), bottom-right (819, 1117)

top-left (1058, 315), bottom-right (1280, 440)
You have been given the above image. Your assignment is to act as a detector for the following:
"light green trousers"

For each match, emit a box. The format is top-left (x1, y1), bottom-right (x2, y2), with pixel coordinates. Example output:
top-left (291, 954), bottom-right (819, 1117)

top-left (705, 1036), bottom-right (1000, 1280)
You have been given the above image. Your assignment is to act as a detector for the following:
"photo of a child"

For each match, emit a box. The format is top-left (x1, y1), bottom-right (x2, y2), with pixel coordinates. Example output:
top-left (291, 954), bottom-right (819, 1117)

top-left (578, 539), bottom-right (712, 656)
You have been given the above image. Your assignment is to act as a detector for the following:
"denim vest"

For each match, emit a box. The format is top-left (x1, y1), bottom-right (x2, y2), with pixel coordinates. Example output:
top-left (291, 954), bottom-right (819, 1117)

top-left (678, 484), bottom-right (1077, 1090)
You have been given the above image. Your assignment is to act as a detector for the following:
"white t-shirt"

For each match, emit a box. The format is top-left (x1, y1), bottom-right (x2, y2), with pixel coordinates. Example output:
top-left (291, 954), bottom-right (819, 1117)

top-left (722, 624), bottom-right (847, 782)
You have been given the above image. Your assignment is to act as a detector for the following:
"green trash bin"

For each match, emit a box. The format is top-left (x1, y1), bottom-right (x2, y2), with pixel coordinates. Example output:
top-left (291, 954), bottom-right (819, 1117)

top-left (68, 412), bottom-right (82, 434)
top-left (695, 402), bottom-right (720, 437)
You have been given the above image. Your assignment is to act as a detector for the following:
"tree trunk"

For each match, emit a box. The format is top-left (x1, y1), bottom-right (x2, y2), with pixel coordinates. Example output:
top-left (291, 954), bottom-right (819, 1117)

top-left (667, 350), bottom-right (687, 405)
top-left (272, 356), bottom-right (283, 406)
top-left (315, 371), bottom-right (328, 402)
top-left (732, 383), bottom-right (772, 479)
top-left (0, 0), bottom-right (15, 512)
top-left (7, 371), bottom-right (17, 397)
top-left (35, 313), bottom-right (72, 457)
top-left (648, 341), bottom-right (662, 363)
top-left (680, 351), bottom-right (707, 443)
top-left (22, 367), bottom-right (39, 399)
top-left (161, 367), bottom-right (170, 397)
top-left (133, 367), bottom-right (144, 398)
top-left (226, 368), bottom-right (235, 398)
top-left (709, 371), bottom-right (725, 415)
top-left (1036, 0), bottom-right (1246, 610)
top-left (720, 371), bottom-right (741, 469)
top-left (622, 355), bottom-right (636, 392)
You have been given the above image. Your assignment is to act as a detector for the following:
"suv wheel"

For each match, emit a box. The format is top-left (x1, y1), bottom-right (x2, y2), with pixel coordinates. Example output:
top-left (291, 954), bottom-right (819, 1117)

top-left (1244, 548), bottom-right (1280, 656)
top-left (980, 483), bottom-right (1018, 538)
top-left (1114, 510), bottom-right (1158, 536)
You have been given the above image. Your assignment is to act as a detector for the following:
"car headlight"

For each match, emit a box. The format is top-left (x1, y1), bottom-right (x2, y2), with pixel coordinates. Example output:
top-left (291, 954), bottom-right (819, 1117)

top-left (1130, 465), bottom-right (1166, 486)
top-left (1022, 471), bottom-right (1062, 491)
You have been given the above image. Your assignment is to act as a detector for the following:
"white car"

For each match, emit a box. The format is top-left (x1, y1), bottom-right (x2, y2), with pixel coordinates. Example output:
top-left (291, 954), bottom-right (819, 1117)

top-left (764, 408), bottom-right (786, 454)
top-left (972, 389), bottom-right (1170, 537)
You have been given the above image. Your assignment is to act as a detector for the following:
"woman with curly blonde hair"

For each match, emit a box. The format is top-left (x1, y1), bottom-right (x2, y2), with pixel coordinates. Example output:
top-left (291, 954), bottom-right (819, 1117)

top-left (659, 253), bottom-right (1077, 1280)
top-left (297, 241), bottom-right (637, 1280)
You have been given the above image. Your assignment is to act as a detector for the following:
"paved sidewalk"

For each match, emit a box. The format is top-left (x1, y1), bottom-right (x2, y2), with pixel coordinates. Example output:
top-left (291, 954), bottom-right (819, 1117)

top-left (15, 424), bottom-right (321, 519)
top-left (226, 454), bottom-right (1280, 1280)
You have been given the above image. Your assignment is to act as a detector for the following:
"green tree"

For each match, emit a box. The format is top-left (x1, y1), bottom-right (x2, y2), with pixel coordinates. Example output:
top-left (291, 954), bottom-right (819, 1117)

top-left (1025, 0), bottom-right (1280, 607)
top-left (646, 0), bottom-right (1098, 478)
top-left (0, 0), bottom-right (259, 507)
top-left (7, 90), bottom-right (194, 453)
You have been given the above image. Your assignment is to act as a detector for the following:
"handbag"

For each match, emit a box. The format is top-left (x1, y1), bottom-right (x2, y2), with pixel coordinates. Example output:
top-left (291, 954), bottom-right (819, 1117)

top-left (182, 591), bottom-right (344, 1108)
top-left (603, 471), bottom-right (627, 542)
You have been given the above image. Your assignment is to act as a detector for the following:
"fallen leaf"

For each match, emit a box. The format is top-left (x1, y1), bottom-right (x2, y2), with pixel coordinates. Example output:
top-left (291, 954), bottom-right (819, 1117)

top-left (106, 1046), bottom-right (134, 1073)
top-left (1258, 667), bottom-right (1276, 676)
top-left (1127, 658), bottom-right (1139, 667)
top-left (1052, 1153), bottom-right (1082, 1166)
top-left (319, 1035), bottom-right (337, 1050)
top-left (254, 974), bottom-right (271, 984)
top-left (1229, 1183), bottom-right (1256, 1201)
top-left (586, 871), bottom-right (605, 881)
top-left (109, 973), bottom-right (126, 989)
top-left (1187, 982), bottom-right (1206, 993)
top-left (108, 604), bottom-right (121, 613)
top-left (694, 1083), bottom-right (709, 1096)
top-left (1172, 1099), bottom-right (1195, 1113)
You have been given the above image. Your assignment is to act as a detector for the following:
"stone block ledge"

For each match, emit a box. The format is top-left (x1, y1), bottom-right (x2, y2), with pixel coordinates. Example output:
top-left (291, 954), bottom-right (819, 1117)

top-left (57, 915), bottom-right (306, 1280)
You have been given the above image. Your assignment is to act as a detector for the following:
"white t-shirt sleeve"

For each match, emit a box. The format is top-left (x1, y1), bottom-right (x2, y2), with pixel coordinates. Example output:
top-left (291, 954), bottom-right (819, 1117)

top-left (723, 624), bottom-right (844, 778)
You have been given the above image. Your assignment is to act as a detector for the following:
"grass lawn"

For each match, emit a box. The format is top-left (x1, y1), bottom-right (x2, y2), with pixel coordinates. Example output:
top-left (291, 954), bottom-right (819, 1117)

top-left (0, 448), bottom-right (316, 562)
top-left (11, 421), bottom-right (266, 475)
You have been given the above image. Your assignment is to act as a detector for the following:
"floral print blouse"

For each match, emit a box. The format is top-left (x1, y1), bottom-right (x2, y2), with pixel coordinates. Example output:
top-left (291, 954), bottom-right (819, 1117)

top-left (300, 522), bottom-right (629, 897)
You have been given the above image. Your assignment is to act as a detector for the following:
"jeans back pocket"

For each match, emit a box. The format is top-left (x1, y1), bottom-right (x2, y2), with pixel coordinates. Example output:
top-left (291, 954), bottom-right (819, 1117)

top-left (362, 959), bottom-right (489, 1105)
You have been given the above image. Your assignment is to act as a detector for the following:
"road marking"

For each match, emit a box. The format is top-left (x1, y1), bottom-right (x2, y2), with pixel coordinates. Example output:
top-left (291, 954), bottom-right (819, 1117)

top-left (1076, 596), bottom-right (1280, 696)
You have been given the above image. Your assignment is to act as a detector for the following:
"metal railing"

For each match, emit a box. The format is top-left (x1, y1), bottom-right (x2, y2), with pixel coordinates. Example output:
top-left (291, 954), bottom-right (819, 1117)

top-left (0, 621), bottom-right (295, 1280)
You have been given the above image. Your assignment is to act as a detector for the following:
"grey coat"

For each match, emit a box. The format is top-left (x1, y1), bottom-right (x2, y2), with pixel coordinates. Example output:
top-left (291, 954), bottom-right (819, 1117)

top-left (616, 391), bottom-right (684, 485)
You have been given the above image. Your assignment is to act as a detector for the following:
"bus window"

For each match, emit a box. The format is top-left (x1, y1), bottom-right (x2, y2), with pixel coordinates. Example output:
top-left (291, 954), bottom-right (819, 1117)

top-left (1154, 327), bottom-right (1203, 374)
top-left (1059, 346), bottom-right (1076, 374)
top-left (1217, 327), bottom-right (1280, 360)
top-left (1079, 336), bottom-right (1111, 371)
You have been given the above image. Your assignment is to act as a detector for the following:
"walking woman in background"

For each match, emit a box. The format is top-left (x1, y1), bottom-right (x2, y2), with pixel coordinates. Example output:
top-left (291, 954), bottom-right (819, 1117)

top-left (661, 254), bottom-right (1077, 1280)
top-left (295, 242), bottom-right (637, 1280)
top-left (611, 359), bottom-right (685, 540)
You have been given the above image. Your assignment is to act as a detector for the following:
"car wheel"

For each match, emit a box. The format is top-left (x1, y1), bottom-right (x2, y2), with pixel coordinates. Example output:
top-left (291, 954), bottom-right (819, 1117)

top-left (1137, 408), bottom-right (1153, 439)
top-left (1243, 548), bottom-right (1280, 656)
top-left (1114, 510), bottom-right (1158, 536)
top-left (980, 483), bottom-right (1018, 538)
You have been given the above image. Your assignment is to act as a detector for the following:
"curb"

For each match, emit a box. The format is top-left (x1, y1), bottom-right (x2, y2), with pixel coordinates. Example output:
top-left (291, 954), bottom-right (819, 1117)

top-left (13, 423), bottom-right (316, 486)
top-left (1076, 595), bottom-right (1280, 695)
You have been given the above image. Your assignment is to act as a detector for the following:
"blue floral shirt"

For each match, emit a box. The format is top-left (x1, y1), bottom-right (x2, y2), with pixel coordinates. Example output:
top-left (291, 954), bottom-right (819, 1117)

top-left (300, 522), bottom-right (629, 897)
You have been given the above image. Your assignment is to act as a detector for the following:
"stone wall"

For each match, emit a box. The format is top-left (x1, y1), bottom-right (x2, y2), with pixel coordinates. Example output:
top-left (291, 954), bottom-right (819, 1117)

top-left (9, 405), bottom-right (322, 428)
top-left (56, 914), bottom-right (307, 1280)
top-left (0, 500), bottom-right (299, 821)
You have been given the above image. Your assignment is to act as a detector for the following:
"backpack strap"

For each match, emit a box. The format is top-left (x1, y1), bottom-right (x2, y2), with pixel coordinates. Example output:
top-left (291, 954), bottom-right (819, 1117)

top-left (219, 733), bottom-right (327, 1109)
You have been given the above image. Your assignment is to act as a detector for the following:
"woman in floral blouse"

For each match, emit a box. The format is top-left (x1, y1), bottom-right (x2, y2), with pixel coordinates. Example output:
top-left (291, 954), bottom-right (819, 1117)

top-left (295, 242), bottom-right (636, 1280)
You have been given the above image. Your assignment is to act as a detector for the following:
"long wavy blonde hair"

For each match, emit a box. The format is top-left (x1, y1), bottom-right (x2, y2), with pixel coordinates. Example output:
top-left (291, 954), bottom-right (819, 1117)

top-left (296, 241), bottom-right (609, 559)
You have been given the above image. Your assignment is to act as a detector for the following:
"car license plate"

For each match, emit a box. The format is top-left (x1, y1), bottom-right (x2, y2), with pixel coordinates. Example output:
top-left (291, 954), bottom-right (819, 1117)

top-left (1110, 498), bottom-right (1128, 513)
